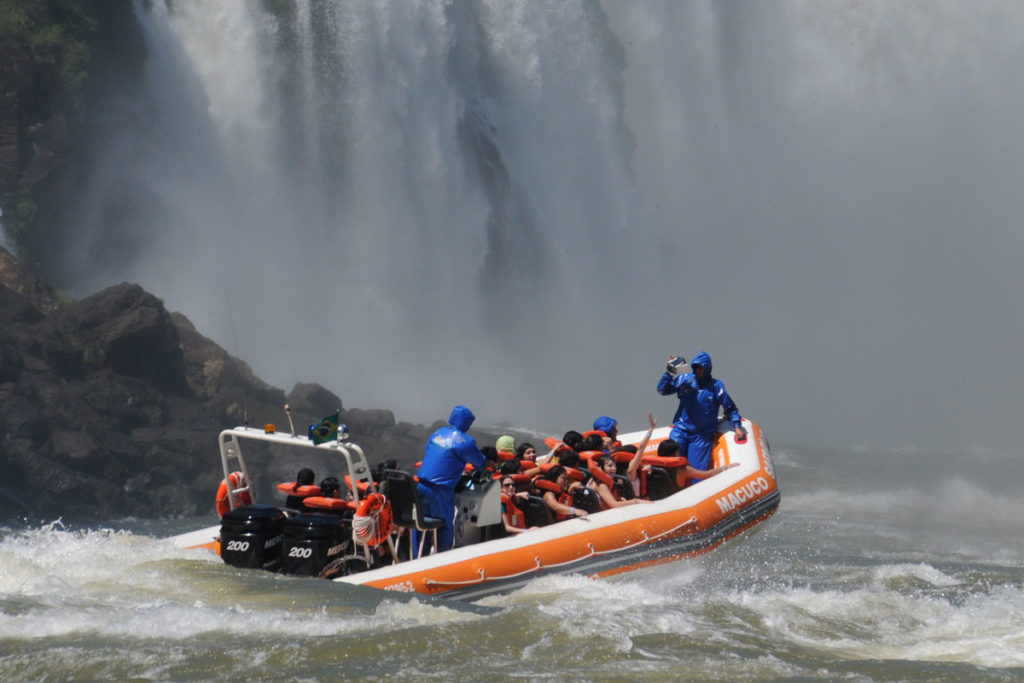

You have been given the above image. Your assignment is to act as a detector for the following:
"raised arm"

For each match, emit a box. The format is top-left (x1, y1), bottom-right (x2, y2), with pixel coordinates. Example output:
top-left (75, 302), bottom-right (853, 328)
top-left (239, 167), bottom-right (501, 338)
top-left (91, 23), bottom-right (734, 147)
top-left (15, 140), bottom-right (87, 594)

top-left (627, 413), bottom-right (657, 482)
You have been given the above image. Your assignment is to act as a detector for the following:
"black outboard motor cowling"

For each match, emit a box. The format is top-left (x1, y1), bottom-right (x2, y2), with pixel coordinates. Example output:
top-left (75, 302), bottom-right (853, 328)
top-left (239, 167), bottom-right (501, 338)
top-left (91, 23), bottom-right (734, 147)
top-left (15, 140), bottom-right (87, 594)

top-left (280, 513), bottom-right (349, 577)
top-left (220, 504), bottom-right (286, 570)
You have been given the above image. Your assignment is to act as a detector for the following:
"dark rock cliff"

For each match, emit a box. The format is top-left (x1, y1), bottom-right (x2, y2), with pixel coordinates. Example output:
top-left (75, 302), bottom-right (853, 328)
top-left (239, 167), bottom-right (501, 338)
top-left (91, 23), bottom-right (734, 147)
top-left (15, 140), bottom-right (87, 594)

top-left (0, 248), bottom-right (462, 522)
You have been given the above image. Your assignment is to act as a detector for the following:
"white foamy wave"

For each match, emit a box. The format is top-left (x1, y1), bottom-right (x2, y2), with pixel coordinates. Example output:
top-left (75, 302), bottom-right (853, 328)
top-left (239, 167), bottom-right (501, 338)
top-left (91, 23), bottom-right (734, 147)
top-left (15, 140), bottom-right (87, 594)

top-left (0, 523), bottom-right (213, 598)
top-left (731, 572), bottom-right (1024, 669)
top-left (0, 524), bottom-right (480, 643)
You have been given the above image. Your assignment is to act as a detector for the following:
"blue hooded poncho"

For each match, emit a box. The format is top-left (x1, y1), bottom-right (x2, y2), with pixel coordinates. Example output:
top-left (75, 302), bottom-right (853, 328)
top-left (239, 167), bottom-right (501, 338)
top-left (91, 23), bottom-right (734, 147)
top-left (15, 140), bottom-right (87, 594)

top-left (416, 405), bottom-right (487, 487)
top-left (656, 351), bottom-right (742, 436)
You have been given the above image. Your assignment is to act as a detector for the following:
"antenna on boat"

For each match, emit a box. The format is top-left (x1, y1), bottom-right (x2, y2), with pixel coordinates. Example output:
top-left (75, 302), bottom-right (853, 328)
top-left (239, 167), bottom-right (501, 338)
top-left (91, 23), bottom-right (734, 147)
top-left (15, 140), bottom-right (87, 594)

top-left (284, 404), bottom-right (296, 436)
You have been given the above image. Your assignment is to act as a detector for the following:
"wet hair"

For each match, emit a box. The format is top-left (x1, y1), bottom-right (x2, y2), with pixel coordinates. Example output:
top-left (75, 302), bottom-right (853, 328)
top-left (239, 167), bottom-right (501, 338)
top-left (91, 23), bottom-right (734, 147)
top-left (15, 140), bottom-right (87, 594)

top-left (578, 434), bottom-right (604, 452)
top-left (319, 476), bottom-right (341, 498)
top-left (657, 440), bottom-right (680, 457)
top-left (498, 460), bottom-right (520, 475)
top-left (594, 454), bottom-right (614, 470)
top-left (562, 430), bottom-right (583, 450)
top-left (618, 444), bottom-right (638, 454)
top-left (480, 445), bottom-right (498, 460)
top-left (542, 465), bottom-right (566, 484)
top-left (559, 450), bottom-right (581, 469)
top-left (293, 467), bottom-right (316, 491)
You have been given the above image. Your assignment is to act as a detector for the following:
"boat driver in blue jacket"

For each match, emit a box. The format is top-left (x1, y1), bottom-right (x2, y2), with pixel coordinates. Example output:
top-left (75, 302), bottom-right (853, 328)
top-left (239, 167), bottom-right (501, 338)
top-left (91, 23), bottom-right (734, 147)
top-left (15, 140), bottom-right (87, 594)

top-left (657, 351), bottom-right (746, 482)
top-left (415, 405), bottom-right (488, 554)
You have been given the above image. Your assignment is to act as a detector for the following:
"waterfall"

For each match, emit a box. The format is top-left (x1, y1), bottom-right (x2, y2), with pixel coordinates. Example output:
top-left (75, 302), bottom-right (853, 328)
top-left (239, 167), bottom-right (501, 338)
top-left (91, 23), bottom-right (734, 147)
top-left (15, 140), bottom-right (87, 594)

top-left (33, 1), bottom-right (1024, 449)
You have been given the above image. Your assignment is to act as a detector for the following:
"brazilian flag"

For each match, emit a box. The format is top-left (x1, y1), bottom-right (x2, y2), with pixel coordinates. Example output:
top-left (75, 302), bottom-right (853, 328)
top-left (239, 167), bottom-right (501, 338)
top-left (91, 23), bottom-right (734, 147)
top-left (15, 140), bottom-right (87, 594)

top-left (309, 411), bottom-right (339, 445)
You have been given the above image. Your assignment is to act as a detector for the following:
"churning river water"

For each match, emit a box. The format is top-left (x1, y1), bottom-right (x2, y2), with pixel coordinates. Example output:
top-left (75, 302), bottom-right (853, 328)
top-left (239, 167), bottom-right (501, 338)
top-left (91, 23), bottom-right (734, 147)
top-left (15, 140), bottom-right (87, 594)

top-left (1, 443), bottom-right (1021, 681)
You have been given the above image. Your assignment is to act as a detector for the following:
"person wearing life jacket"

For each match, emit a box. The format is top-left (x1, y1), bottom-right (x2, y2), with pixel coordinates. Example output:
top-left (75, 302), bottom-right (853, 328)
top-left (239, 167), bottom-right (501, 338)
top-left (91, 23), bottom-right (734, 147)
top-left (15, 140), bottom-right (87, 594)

top-left (535, 465), bottom-right (588, 521)
top-left (499, 477), bottom-right (538, 533)
top-left (495, 434), bottom-right (516, 459)
top-left (319, 476), bottom-right (342, 499)
top-left (414, 405), bottom-right (488, 554)
top-left (285, 467), bottom-right (316, 509)
top-left (657, 350), bottom-right (746, 481)
top-left (515, 442), bottom-right (537, 461)
top-left (587, 454), bottom-right (652, 510)
top-left (492, 436), bottom-right (522, 476)
top-left (592, 416), bottom-right (622, 450)
top-left (620, 412), bottom-right (658, 497)
top-left (655, 438), bottom-right (739, 488)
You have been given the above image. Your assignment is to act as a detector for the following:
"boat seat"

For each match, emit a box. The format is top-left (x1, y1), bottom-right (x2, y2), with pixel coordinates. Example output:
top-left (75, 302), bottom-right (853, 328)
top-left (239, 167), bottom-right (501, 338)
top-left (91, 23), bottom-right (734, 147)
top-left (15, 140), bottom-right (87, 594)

top-left (645, 467), bottom-right (676, 500)
top-left (572, 486), bottom-right (602, 514)
top-left (519, 494), bottom-right (554, 528)
top-left (613, 474), bottom-right (635, 500)
top-left (379, 469), bottom-right (445, 558)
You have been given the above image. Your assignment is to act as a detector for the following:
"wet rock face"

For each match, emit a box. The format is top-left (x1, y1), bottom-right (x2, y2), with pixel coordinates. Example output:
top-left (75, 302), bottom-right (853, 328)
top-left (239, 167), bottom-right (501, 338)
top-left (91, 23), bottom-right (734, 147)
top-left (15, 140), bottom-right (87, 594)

top-left (0, 251), bottom-right (433, 521)
top-left (0, 251), bottom-right (521, 522)
top-left (54, 283), bottom-right (191, 396)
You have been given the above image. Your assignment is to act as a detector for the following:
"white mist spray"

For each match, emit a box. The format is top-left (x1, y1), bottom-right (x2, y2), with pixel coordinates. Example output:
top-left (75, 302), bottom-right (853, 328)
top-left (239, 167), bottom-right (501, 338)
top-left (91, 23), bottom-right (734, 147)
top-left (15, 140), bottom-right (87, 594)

top-left (40, 1), bottom-right (1024, 450)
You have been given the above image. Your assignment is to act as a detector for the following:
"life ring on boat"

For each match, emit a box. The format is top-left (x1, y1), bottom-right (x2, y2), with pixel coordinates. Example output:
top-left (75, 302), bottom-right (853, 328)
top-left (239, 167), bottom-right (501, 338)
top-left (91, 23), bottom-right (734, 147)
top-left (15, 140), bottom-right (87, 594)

top-left (352, 493), bottom-right (393, 548)
top-left (215, 471), bottom-right (252, 518)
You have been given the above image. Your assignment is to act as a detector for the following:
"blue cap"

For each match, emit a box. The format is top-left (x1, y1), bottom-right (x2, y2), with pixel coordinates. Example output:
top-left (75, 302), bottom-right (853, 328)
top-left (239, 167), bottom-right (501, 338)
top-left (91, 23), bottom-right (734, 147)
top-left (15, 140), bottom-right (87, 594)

top-left (593, 416), bottom-right (617, 434)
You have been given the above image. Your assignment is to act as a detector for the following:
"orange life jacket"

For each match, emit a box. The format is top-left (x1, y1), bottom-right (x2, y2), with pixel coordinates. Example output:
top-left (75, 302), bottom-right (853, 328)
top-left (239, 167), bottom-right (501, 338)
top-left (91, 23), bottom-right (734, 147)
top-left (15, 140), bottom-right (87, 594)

top-left (587, 467), bottom-right (619, 510)
top-left (501, 492), bottom-right (526, 529)
top-left (533, 478), bottom-right (574, 521)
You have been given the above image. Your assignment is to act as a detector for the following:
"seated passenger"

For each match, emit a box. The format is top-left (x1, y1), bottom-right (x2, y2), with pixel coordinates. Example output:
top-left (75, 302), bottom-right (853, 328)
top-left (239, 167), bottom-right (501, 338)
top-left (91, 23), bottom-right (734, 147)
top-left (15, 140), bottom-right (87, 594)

top-left (656, 440), bottom-right (739, 487)
top-left (576, 432), bottom-right (605, 454)
top-left (537, 430), bottom-right (583, 464)
top-left (624, 413), bottom-right (658, 496)
top-left (534, 465), bottom-right (588, 520)
top-left (535, 442), bottom-right (572, 465)
top-left (319, 476), bottom-right (342, 499)
top-left (592, 415), bottom-right (622, 450)
top-left (588, 454), bottom-right (652, 509)
top-left (500, 477), bottom-right (538, 533)
top-left (300, 476), bottom-right (355, 519)
top-left (497, 459), bottom-right (521, 476)
top-left (515, 442), bottom-right (537, 462)
top-left (285, 467), bottom-right (316, 509)
top-left (562, 430), bottom-right (584, 452)
top-left (495, 435), bottom-right (516, 459)
top-left (557, 448), bottom-right (585, 472)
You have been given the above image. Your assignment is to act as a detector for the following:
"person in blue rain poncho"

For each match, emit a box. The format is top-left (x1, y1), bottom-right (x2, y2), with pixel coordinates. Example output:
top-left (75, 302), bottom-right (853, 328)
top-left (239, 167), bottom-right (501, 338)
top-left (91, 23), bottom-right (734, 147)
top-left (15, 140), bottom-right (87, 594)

top-left (415, 405), bottom-right (488, 554)
top-left (656, 351), bottom-right (747, 482)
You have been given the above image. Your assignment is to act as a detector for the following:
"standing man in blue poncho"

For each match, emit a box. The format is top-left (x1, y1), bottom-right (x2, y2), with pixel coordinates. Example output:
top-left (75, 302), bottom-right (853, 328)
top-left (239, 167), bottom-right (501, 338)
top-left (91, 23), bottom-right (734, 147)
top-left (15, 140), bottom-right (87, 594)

top-left (657, 351), bottom-right (746, 482)
top-left (415, 405), bottom-right (487, 554)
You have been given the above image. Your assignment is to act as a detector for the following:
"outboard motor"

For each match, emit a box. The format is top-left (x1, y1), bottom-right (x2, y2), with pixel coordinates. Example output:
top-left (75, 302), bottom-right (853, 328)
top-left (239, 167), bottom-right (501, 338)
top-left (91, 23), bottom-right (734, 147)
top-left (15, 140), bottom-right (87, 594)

top-left (279, 513), bottom-right (349, 577)
top-left (219, 504), bottom-right (286, 571)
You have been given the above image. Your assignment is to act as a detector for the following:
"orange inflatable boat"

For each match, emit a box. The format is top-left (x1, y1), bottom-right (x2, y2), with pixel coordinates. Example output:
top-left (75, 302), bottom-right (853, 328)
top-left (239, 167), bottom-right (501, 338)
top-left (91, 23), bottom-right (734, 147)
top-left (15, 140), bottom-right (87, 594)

top-left (170, 418), bottom-right (779, 601)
